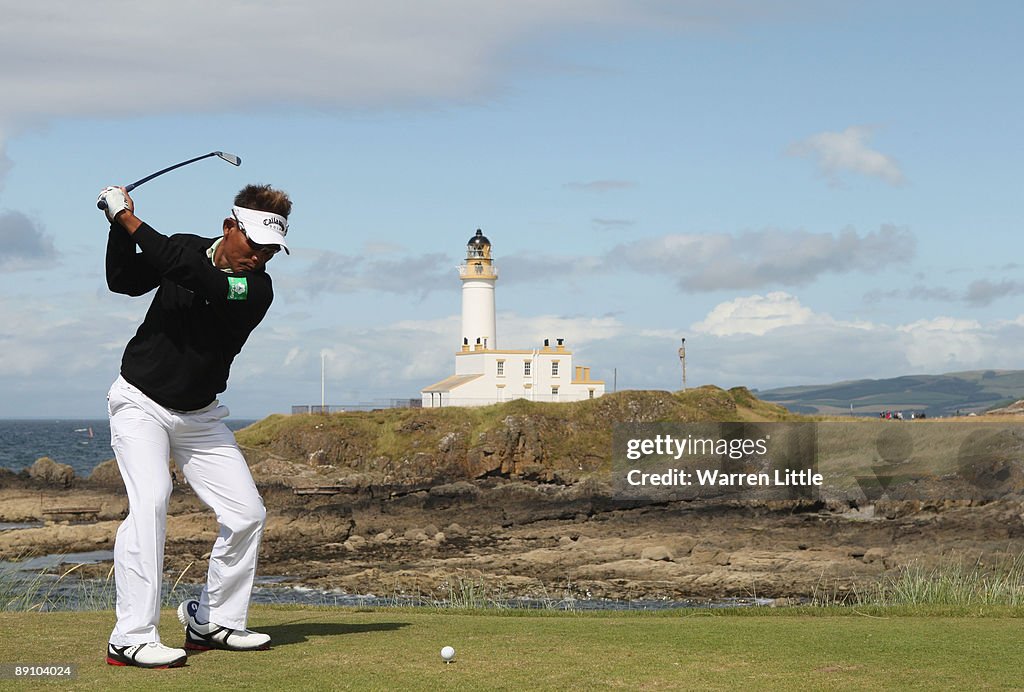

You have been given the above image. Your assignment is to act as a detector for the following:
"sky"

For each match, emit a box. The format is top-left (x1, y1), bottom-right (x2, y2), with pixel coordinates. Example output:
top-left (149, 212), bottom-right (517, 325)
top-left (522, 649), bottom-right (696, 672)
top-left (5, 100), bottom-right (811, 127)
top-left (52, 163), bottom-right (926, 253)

top-left (0, 0), bottom-right (1022, 418)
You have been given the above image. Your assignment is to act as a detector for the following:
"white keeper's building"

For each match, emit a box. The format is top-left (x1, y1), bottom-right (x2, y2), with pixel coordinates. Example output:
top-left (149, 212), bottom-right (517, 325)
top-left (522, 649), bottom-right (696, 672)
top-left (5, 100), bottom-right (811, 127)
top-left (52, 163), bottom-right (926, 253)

top-left (421, 230), bottom-right (605, 408)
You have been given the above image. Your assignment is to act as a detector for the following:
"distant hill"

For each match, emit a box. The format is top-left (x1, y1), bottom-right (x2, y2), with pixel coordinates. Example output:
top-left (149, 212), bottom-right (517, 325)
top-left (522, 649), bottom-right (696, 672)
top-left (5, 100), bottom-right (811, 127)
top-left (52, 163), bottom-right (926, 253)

top-left (757, 370), bottom-right (1024, 418)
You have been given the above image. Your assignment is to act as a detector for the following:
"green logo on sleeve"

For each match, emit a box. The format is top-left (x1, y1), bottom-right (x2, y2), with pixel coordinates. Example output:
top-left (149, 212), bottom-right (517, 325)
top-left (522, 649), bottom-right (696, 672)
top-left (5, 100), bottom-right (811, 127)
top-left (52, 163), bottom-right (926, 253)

top-left (227, 276), bottom-right (249, 301)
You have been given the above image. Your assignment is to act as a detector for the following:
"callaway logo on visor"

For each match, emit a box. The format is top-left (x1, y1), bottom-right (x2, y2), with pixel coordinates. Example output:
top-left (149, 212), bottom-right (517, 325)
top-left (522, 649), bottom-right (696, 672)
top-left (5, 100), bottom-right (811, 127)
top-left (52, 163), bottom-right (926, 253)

top-left (263, 217), bottom-right (286, 234)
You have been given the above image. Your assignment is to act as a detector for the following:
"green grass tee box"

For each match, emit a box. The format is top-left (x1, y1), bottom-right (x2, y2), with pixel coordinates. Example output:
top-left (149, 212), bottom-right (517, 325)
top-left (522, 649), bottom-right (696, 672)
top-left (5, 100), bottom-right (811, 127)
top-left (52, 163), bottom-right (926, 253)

top-left (1, 607), bottom-right (1022, 690)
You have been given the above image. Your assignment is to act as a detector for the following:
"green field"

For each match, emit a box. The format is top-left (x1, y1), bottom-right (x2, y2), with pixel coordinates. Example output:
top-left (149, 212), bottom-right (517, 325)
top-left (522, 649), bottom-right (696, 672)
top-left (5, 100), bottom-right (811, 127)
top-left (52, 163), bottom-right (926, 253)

top-left (1, 607), bottom-right (1022, 690)
top-left (759, 369), bottom-right (1024, 417)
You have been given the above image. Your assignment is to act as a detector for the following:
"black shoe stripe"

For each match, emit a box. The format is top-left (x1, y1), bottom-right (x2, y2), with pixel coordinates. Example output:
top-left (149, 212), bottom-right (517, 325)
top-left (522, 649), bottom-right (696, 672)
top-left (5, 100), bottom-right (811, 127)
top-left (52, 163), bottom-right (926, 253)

top-left (187, 624), bottom-right (231, 644)
top-left (108, 644), bottom-right (137, 662)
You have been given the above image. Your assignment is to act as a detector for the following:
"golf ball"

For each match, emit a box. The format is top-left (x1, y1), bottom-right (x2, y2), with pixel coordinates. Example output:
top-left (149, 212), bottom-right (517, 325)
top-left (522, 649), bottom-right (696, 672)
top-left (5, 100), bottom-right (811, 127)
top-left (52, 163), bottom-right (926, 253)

top-left (440, 646), bottom-right (455, 661)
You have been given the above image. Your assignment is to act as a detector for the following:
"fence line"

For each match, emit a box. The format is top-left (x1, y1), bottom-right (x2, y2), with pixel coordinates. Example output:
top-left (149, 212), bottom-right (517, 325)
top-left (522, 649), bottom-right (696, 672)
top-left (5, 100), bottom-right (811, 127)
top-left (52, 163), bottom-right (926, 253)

top-left (291, 399), bottom-right (421, 414)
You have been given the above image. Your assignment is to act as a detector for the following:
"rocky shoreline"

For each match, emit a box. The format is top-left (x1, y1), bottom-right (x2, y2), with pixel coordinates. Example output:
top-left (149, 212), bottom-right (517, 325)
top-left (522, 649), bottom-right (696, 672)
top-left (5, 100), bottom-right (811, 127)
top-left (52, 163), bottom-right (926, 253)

top-left (4, 390), bottom-right (1023, 604)
top-left (3, 463), bottom-right (1024, 603)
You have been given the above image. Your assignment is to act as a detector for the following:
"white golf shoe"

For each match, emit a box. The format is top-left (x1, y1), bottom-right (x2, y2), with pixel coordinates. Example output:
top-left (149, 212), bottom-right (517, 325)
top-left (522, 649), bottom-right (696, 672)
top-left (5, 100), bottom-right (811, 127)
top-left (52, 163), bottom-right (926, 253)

top-left (106, 641), bottom-right (187, 669)
top-left (177, 599), bottom-right (271, 651)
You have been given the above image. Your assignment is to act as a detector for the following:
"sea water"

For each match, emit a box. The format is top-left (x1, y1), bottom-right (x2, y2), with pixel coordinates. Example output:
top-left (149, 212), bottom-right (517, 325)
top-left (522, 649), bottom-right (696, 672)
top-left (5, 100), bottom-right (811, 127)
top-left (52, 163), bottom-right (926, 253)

top-left (0, 419), bottom-right (256, 478)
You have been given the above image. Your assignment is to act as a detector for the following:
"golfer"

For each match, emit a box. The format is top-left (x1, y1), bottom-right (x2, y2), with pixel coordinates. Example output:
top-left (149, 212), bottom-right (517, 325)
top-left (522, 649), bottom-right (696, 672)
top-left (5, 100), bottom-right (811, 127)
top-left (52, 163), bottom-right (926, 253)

top-left (98, 183), bottom-right (291, 669)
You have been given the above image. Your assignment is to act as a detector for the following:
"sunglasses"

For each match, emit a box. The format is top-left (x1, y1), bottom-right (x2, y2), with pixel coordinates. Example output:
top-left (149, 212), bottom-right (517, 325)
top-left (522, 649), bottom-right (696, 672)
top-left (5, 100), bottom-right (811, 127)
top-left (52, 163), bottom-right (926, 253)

top-left (232, 213), bottom-right (282, 256)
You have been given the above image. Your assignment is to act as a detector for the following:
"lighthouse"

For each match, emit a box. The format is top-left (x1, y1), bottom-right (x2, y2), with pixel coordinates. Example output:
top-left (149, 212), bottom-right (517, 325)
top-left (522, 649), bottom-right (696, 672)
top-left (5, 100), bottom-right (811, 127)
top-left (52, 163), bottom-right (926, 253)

top-left (421, 229), bottom-right (604, 407)
top-left (460, 229), bottom-right (497, 351)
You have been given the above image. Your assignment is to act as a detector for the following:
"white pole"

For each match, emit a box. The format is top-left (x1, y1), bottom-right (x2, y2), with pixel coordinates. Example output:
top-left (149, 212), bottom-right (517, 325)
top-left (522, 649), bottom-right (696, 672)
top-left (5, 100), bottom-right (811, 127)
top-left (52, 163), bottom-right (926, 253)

top-left (321, 351), bottom-right (326, 411)
top-left (678, 338), bottom-right (687, 391)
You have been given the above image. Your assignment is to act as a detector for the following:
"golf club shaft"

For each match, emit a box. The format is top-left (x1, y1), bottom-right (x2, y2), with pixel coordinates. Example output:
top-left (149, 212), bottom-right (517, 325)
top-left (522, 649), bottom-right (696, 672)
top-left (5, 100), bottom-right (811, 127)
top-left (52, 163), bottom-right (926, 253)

top-left (97, 151), bottom-right (239, 209)
top-left (125, 152), bottom-right (220, 193)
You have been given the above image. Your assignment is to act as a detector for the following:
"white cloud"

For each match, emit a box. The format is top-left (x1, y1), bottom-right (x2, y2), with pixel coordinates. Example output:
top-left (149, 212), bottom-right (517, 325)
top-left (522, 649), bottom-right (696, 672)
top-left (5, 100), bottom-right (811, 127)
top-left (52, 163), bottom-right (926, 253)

top-left (0, 291), bottom-right (141, 416)
top-left (2, 283), bottom-right (1021, 417)
top-left (0, 2), bottom-right (797, 146)
top-left (964, 279), bottom-right (1024, 307)
top-left (896, 317), bottom-right (991, 371)
top-left (278, 249), bottom-right (453, 297)
top-left (0, 294), bottom-right (134, 378)
top-left (498, 253), bottom-right (607, 285)
top-left (613, 225), bottom-right (915, 291)
top-left (0, 211), bottom-right (59, 270)
top-left (788, 126), bottom-right (905, 186)
top-left (680, 295), bottom-right (1023, 390)
top-left (500, 226), bottom-right (916, 292)
top-left (497, 313), bottom-right (626, 347)
top-left (691, 292), bottom-right (819, 336)
top-left (864, 278), bottom-right (1024, 308)
top-left (864, 285), bottom-right (959, 303)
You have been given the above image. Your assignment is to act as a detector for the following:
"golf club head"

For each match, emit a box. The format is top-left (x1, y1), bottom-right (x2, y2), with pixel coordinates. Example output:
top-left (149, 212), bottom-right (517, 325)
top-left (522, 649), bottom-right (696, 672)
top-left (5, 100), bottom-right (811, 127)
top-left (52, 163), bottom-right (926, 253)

top-left (215, 151), bottom-right (242, 166)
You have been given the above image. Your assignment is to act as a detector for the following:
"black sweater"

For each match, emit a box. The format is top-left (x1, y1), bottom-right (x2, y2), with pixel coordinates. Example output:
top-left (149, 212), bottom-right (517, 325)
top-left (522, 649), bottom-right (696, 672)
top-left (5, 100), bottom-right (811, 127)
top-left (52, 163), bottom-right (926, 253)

top-left (106, 222), bottom-right (273, 411)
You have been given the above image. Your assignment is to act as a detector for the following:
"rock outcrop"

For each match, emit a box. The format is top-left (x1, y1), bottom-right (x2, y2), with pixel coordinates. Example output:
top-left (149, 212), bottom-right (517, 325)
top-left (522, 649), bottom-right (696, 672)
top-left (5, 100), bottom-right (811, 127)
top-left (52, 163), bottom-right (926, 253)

top-left (28, 457), bottom-right (74, 488)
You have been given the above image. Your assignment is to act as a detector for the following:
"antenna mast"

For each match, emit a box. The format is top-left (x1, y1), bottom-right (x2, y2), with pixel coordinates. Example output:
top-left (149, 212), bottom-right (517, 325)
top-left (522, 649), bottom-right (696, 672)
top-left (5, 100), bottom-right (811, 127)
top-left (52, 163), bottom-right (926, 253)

top-left (678, 338), bottom-right (687, 391)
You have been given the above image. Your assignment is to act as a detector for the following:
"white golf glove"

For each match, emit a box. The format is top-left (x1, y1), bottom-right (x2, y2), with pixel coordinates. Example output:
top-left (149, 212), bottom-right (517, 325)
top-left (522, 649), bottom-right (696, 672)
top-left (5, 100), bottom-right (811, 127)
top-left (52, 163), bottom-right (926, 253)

top-left (97, 186), bottom-right (130, 222)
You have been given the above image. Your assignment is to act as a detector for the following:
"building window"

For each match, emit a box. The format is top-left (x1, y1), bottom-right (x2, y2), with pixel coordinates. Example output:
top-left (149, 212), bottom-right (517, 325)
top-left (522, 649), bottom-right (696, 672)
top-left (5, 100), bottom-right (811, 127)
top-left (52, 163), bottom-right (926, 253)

top-left (524, 361), bottom-right (532, 376)
top-left (589, 389), bottom-right (595, 399)
top-left (496, 360), bottom-right (505, 376)
top-left (551, 386), bottom-right (559, 397)
top-left (551, 361), bottom-right (559, 376)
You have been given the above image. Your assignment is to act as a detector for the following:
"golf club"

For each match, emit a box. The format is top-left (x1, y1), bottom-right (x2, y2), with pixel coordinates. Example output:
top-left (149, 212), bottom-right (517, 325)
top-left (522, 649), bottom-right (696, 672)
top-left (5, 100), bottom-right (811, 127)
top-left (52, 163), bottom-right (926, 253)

top-left (97, 151), bottom-right (242, 209)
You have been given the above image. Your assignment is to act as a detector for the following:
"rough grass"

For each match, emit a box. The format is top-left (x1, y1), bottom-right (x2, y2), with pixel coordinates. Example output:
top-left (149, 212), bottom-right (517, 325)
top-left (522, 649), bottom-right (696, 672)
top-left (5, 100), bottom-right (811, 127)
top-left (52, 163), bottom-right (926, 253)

top-left (0, 558), bottom-right (195, 613)
top-left (10, 548), bottom-right (1024, 614)
top-left (1, 607), bottom-right (1022, 690)
top-left (866, 554), bottom-right (1024, 607)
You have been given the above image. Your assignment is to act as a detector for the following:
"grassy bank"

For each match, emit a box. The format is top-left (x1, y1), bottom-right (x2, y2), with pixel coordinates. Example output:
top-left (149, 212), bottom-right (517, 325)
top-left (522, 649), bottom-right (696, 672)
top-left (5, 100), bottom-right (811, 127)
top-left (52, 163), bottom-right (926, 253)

top-left (233, 387), bottom-right (801, 481)
top-left (0, 607), bottom-right (1021, 690)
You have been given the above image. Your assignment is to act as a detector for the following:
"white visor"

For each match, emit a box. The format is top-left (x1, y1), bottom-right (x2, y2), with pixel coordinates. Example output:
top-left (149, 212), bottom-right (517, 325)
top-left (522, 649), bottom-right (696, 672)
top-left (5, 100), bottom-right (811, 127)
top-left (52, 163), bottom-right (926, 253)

top-left (232, 206), bottom-right (290, 254)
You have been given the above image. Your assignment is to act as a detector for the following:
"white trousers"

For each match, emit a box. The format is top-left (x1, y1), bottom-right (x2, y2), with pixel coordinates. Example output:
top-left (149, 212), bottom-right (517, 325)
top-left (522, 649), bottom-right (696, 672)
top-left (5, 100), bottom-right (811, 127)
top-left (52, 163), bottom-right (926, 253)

top-left (107, 376), bottom-right (266, 646)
